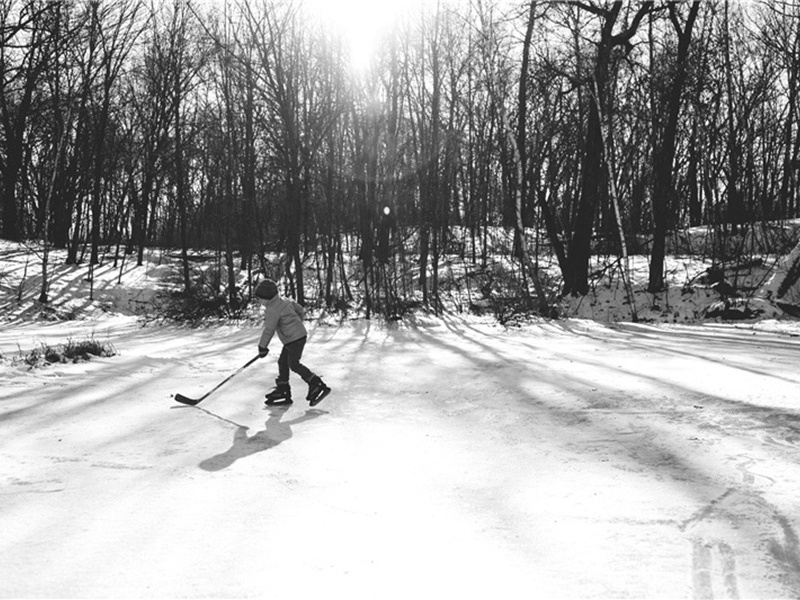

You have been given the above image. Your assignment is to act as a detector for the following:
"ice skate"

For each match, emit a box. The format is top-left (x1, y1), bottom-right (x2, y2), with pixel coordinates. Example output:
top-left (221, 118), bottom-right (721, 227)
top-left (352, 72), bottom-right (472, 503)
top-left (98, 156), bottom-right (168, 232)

top-left (306, 375), bottom-right (331, 407)
top-left (265, 379), bottom-right (292, 405)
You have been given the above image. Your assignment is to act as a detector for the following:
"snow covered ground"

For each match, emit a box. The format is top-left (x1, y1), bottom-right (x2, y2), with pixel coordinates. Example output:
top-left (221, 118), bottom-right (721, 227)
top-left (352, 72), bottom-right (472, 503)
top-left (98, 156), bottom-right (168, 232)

top-left (2, 242), bottom-right (800, 598)
top-left (3, 316), bottom-right (800, 597)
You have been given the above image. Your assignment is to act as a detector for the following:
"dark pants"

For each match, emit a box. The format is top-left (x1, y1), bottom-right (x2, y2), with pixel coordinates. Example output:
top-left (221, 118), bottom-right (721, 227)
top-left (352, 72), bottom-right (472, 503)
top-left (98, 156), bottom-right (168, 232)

top-left (277, 336), bottom-right (314, 384)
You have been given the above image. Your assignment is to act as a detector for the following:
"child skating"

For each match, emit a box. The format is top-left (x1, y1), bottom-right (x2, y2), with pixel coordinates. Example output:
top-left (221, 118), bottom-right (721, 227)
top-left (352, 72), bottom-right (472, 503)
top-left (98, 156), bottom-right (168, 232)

top-left (255, 279), bottom-right (331, 406)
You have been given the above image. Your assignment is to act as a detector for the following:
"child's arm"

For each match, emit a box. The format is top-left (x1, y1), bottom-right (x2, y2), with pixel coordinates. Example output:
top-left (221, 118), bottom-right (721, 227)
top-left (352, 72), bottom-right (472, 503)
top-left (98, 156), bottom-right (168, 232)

top-left (258, 308), bottom-right (280, 349)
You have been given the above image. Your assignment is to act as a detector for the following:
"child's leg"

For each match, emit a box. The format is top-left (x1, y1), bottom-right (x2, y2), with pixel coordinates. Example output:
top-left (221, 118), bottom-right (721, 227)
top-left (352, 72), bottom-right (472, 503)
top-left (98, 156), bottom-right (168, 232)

top-left (277, 346), bottom-right (291, 383)
top-left (267, 349), bottom-right (292, 405)
top-left (284, 337), bottom-right (329, 404)
top-left (283, 337), bottom-right (314, 382)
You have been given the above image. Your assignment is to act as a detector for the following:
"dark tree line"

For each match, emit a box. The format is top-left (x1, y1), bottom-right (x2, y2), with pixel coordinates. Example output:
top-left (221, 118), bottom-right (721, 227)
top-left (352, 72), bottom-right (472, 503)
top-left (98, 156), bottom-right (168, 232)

top-left (2, 0), bottom-right (800, 316)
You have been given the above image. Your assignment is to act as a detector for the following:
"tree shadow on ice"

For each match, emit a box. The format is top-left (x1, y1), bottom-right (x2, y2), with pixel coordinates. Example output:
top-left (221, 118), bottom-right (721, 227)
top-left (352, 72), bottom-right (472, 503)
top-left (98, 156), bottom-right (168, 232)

top-left (198, 406), bottom-right (327, 471)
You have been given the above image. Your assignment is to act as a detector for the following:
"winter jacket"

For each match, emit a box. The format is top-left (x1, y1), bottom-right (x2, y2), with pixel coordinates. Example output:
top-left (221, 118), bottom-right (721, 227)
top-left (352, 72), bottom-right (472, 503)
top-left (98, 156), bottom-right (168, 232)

top-left (259, 295), bottom-right (307, 348)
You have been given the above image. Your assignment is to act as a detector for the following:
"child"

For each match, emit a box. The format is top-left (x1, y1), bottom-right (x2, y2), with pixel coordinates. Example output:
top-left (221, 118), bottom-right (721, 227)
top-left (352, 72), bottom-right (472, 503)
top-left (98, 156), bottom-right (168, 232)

top-left (255, 279), bottom-right (330, 406)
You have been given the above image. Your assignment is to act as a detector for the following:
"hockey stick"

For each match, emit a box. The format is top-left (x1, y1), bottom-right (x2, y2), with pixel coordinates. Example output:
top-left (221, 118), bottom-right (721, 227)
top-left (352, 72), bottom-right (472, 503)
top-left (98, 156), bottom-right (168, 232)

top-left (174, 355), bottom-right (260, 406)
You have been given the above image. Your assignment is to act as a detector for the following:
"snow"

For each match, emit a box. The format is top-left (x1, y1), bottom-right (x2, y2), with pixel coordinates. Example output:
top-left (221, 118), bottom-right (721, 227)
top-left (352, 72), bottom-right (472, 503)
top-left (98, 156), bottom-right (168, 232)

top-left (2, 242), bottom-right (800, 598)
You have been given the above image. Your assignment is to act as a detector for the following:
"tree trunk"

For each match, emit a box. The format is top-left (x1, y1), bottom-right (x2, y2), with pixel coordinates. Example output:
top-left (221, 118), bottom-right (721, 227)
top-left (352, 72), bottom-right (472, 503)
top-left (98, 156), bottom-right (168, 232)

top-left (176, 88), bottom-right (191, 292)
top-left (648, 2), bottom-right (699, 293)
top-left (723, 0), bottom-right (744, 229)
top-left (563, 1), bottom-right (654, 296)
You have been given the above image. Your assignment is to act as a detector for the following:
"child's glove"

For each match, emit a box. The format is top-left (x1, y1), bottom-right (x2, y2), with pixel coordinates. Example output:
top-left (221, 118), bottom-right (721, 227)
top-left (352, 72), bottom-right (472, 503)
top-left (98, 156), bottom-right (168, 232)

top-left (258, 346), bottom-right (269, 358)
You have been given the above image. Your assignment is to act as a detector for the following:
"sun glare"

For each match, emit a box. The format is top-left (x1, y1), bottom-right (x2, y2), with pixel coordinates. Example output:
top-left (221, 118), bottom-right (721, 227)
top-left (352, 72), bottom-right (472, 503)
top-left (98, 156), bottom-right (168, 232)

top-left (303, 0), bottom-right (421, 72)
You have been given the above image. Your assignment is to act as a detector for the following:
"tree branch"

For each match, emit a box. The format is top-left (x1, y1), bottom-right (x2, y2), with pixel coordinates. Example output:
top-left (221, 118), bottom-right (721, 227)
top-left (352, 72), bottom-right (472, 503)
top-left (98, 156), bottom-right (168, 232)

top-left (610, 2), bottom-right (659, 48)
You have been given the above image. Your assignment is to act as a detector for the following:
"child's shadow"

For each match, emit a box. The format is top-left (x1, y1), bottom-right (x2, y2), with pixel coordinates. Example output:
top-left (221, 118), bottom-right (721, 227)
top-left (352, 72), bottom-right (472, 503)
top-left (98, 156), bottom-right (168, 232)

top-left (199, 406), bottom-right (327, 471)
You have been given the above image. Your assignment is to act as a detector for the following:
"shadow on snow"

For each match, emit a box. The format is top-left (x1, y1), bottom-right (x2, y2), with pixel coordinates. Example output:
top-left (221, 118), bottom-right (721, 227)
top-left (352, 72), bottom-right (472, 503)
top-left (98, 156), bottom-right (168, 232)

top-left (198, 405), bottom-right (327, 471)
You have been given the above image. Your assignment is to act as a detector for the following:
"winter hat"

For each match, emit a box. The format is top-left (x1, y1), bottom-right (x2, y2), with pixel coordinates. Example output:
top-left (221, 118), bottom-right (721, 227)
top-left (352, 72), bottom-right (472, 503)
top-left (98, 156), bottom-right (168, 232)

top-left (255, 279), bottom-right (278, 300)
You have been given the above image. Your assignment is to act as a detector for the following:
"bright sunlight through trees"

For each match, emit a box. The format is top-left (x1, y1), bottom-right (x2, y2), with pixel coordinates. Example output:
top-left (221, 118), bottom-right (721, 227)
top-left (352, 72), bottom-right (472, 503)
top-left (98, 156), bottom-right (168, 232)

top-left (302, 0), bottom-right (429, 72)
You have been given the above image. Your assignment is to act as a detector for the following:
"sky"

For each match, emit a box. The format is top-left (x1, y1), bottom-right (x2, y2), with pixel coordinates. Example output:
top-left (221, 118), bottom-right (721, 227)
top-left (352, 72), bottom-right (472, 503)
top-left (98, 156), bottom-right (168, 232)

top-left (302, 0), bottom-right (439, 71)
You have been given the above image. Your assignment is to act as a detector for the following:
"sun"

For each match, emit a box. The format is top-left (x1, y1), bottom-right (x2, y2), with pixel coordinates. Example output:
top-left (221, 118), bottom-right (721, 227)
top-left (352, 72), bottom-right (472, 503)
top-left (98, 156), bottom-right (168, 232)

top-left (303, 0), bottom-right (421, 72)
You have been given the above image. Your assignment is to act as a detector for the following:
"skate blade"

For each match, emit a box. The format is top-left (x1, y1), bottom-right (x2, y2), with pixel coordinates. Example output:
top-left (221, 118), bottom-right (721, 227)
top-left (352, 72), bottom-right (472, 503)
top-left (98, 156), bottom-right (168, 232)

top-left (308, 388), bottom-right (331, 407)
top-left (265, 398), bottom-right (293, 406)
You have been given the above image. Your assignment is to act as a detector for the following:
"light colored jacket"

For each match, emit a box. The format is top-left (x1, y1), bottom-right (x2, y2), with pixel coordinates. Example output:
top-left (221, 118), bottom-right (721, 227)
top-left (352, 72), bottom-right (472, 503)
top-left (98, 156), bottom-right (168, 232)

top-left (259, 295), bottom-right (307, 348)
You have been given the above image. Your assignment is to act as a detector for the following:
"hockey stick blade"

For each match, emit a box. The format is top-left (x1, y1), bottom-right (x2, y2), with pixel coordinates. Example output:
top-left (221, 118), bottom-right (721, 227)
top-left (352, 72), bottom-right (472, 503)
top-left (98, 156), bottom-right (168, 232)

top-left (174, 393), bottom-right (202, 406)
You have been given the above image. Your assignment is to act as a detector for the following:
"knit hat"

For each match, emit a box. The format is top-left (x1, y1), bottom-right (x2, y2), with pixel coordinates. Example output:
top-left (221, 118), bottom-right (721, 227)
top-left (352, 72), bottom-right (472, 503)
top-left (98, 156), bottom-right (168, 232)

top-left (255, 279), bottom-right (278, 300)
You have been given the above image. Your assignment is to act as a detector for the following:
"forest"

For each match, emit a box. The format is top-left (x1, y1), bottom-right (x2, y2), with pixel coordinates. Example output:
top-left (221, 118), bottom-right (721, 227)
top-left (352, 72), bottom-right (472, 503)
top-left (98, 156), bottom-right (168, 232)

top-left (2, 0), bottom-right (800, 321)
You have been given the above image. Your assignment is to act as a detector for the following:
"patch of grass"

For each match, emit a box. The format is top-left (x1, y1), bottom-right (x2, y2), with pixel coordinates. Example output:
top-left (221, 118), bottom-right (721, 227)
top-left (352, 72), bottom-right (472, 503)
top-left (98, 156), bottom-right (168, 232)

top-left (22, 337), bottom-right (116, 368)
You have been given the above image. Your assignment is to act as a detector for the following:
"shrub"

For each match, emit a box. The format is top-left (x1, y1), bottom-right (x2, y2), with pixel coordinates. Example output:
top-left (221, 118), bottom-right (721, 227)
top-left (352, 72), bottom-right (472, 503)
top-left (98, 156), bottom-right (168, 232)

top-left (22, 337), bottom-right (116, 367)
top-left (160, 289), bottom-right (235, 323)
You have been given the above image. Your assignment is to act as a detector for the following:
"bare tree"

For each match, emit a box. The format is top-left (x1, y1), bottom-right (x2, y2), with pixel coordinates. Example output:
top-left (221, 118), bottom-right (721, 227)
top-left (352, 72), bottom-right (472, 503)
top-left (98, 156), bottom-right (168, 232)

top-left (0, 1), bottom-right (53, 241)
top-left (759, 0), bottom-right (800, 220)
top-left (85, 0), bottom-right (144, 268)
top-left (240, 0), bottom-right (341, 305)
top-left (561, 1), bottom-right (657, 296)
top-left (477, 0), bottom-right (550, 314)
top-left (648, 1), bottom-right (700, 292)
